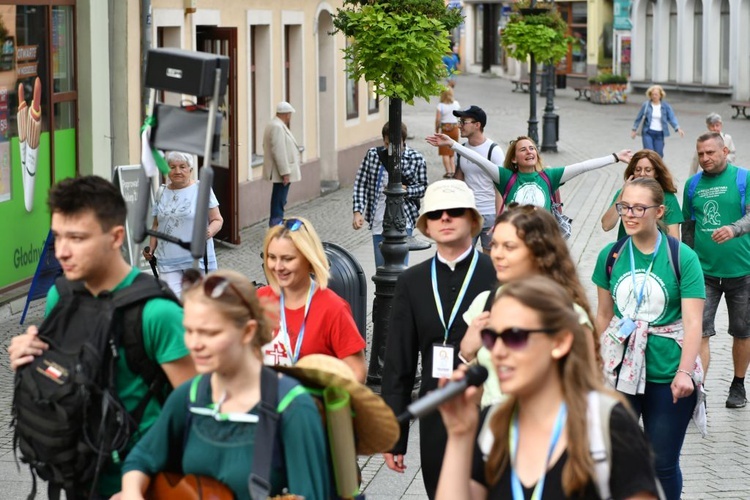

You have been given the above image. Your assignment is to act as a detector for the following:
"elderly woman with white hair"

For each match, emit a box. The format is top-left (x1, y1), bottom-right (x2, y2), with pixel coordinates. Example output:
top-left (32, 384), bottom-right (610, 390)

top-left (689, 112), bottom-right (737, 175)
top-left (143, 151), bottom-right (224, 297)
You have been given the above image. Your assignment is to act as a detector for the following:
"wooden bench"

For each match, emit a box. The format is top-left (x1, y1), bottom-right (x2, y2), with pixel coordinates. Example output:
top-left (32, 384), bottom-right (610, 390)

top-left (573, 86), bottom-right (590, 101)
top-left (511, 79), bottom-right (540, 93)
top-left (729, 101), bottom-right (750, 119)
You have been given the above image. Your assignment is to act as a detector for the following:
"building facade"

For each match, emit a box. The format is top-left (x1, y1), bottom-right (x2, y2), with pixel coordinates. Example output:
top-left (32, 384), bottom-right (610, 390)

top-left (0, 0), bottom-right (385, 293)
top-left (629, 0), bottom-right (750, 100)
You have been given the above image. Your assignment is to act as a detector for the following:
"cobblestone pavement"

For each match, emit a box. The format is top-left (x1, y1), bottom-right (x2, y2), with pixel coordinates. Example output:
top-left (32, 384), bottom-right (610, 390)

top-left (0, 73), bottom-right (748, 498)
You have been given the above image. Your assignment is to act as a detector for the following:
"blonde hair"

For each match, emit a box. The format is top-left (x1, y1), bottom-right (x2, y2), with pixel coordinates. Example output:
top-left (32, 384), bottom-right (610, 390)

top-left (182, 269), bottom-right (272, 356)
top-left (484, 277), bottom-right (620, 495)
top-left (646, 85), bottom-right (665, 99)
top-left (262, 216), bottom-right (330, 292)
top-left (504, 136), bottom-right (545, 172)
top-left (439, 88), bottom-right (454, 104)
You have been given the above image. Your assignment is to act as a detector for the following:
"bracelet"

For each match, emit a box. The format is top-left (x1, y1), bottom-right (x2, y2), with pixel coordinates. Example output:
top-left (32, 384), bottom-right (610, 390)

top-left (457, 351), bottom-right (478, 366)
top-left (676, 369), bottom-right (693, 377)
top-left (612, 152), bottom-right (620, 163)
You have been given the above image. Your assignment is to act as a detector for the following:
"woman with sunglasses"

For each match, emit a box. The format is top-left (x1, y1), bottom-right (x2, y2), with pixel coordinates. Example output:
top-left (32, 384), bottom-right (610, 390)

top-left (426, 134), bottom-right (631, 214)
top-left (593, 177), bottom-right (705, 500)
top-left (258, 217), bottom-right (367, 382)
top-left (459, 204), bottom-right (599, 408)
top-left (601, 149), bottom-right (682, 239)
top-left (436, 276), bottom-right (659, 500)
top-left (119, 270), bottom-right (331, 500)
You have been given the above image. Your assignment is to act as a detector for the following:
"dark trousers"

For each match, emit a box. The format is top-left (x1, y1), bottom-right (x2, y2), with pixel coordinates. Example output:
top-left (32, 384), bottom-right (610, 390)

top-left (269, 182), bottom-right (290, 227)
top-left (626, 382), bottom-right (696, 500)
top-left (419, 411), bottom-right (447, 500)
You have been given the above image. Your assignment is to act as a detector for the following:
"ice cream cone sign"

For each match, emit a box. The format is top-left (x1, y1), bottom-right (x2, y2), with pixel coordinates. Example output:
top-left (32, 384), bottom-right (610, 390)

top-left (17, 77), bottom-right (41, 213)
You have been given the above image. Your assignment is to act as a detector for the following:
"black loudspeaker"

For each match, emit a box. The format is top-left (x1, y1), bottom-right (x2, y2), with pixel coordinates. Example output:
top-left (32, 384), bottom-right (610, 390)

top-left (145, 48), bottom-right (229, 97)
top-left (149, 104), bottom-right (222, 160)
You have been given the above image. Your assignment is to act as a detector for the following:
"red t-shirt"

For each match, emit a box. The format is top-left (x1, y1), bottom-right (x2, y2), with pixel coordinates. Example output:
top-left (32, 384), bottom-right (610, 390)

top-left (257, 285), bottom-right (365, 366)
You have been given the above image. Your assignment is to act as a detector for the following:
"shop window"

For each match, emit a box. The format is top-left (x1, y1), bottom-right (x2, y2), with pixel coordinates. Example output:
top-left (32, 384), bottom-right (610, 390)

top-left (668, 0), bottom-right (677, 81)
top-left (719, 0), bottom-right (729, 85)
top-left (474, 5), bottom-right (483, 65)
top-left (52, 6), bottom-right (74, 94)
top-left (367, 82), bottom-right (379, 114)
top-left (345, 39), bottom-right (358, 119)
top-left (693, 1), bottom-right (702, 83)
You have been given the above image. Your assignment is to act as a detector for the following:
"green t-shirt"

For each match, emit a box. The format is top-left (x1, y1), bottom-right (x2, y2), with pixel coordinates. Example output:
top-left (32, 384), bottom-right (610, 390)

top-left (123, 374), bottom-right (331, 500)
top-left (611, 189), bottom-right (683, 240)
top-left (592, 236), bottom-right (705, 383)
top-left (682, 164), bottom-right (750, 278)
top-left (495, 167), bottom-right (565, 210)
top-left (45, 267), bottom-right (187, 495)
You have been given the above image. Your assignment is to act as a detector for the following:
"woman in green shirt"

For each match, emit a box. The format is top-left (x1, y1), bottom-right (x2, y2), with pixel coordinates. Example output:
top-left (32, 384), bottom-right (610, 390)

top-left (601, 149), bottom-right (682, 239)
top-left (593, 178), bottom-right (704, 500)
top-left (119, 269), bottom-right (330, 500)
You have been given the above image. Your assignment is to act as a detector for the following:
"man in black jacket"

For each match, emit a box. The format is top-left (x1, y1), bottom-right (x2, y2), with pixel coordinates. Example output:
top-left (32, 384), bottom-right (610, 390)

top-left (382, 179), bottom-right (495, 499)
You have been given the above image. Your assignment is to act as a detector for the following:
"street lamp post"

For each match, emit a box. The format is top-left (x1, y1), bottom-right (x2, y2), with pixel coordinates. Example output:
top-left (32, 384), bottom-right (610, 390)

top-left (541, 61), bottom-right (558, 152)
top-left (367, 98), bottom-right (409, 386)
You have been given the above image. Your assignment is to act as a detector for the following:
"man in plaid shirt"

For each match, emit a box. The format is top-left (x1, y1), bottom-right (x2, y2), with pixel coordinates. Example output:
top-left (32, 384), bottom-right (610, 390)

top-left (352, 122), bottom-right (428, 267)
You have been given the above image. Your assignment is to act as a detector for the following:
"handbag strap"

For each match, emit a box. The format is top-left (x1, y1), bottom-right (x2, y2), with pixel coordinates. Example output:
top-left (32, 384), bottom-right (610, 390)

top-left (249, 367), bottom-right (281, 500)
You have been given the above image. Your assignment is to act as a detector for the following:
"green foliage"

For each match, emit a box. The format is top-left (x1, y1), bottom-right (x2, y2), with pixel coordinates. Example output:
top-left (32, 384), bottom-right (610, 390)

top-left (500, 2), bottom-right (572, 64)
top-left (589, 73), bottom-right (628, 84)
top-left (333, 0), bottom-right (464, 104)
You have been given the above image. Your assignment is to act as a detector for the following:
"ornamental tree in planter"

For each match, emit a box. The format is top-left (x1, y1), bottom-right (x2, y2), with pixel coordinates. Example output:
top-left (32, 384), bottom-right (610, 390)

top-left (333, 0), bottom-right (462, 384)
top-left (501, 1), bottom-right (571, 67)
top-left (588, 73), bottom-right (629, 104)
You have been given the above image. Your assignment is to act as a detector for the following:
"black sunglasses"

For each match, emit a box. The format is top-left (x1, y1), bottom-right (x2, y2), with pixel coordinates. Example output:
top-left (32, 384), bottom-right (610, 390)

top-left (279, 218), bottom-right (304, 231)
top-left (425, 207), bottom-right (468, 220)
top-left (182, 269), bottom-right (254, 312)
top-left (480, 326), bottom-right (558, 350)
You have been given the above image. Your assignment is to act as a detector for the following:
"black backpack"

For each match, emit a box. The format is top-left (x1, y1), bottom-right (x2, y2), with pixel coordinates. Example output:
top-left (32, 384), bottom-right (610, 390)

top-left (12, 272), bottom-right (180, 500)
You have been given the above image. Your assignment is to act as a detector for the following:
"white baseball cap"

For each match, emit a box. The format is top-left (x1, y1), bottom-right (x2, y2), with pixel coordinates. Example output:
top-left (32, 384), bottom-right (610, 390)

top-left (416, 180), bottom-right (483, 237)
top-left (276, 101), bottom-right (296, 114)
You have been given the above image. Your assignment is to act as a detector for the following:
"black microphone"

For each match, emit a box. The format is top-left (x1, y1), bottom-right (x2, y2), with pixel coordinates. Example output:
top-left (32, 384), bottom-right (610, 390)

top-left (397, 365), bottom-right (488, 424)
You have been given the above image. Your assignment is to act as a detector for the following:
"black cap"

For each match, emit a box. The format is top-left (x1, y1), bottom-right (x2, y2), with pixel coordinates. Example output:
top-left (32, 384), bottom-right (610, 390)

top-left (453, 105), bottom-right (487, 128)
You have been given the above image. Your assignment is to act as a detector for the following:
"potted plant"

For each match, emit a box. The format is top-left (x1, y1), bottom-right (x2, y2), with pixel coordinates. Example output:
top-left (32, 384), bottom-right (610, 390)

top-left (501, 1), bottom-right (572, 66)
top-left (588, 73), bottom-right (628, 104)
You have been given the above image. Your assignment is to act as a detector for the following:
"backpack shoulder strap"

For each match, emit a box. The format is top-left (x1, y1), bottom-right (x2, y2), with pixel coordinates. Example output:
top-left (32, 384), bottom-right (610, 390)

top-left (456, 141), bottom-right (468, 169)
top-left (665, 235), bottom-right (682, 283)
top-left (503, 173), bottom-right (519, 203)
top-left (736, 167), bottom-right (748, 215)
top-left (687, 172), bottom-right (703, 221)
top-left (487, 142), bottom-right (497, 161)
top-left (605, 237), bottom-right (630, 282)
top-left (376, 146), bottom-right (388, 169)
top-left (249, 366), bottom-right (281, 500)
top-left (587, 391), bottom-right (617, 500)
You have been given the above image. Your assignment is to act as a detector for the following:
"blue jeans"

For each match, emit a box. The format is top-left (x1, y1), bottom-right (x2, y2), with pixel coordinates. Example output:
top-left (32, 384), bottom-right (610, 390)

top-left (643, 129), bottom-right (665, 157)
top-left (269, 182), bottom-right (290, 227)
top-left (625, 382), bottom-right (696, 500)
top-left (373, 228), bottom-right (412, 268)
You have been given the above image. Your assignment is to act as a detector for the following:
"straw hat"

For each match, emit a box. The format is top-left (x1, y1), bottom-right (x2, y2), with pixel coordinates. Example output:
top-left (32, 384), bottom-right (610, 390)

top-left (274, 354), bottom-right (399, 455)
top-left (415, 179), bottom-right (484, 237)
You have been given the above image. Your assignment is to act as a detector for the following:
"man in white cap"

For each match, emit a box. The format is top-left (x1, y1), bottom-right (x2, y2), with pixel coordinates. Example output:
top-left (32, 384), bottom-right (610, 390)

top-left (381, 179), bottom-right (495, 499)
top-left (263, 101), bottom-right (301, 226)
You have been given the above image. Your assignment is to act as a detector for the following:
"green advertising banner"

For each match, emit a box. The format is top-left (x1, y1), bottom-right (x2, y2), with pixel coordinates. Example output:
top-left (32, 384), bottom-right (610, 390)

top-left (614, 0), bottom-right (632, 30)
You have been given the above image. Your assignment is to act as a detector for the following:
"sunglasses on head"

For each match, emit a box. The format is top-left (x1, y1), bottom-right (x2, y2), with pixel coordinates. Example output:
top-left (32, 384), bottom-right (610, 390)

top-left (182, 269), bottom-right (254, 312)
top-left (480, 326), bottom-right (558, 350)
top-left (425, 207), bottom-right (468, 220)
top-left (279, 218), bottom-right (304, 231)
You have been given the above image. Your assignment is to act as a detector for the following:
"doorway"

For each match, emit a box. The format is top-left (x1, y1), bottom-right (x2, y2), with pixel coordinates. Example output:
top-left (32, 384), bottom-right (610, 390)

top-left (197, 26), bottom-right (239, 244)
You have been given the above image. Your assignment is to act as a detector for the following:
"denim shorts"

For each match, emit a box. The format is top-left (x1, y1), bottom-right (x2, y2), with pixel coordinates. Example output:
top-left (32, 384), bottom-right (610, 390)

top-left (702, 274), bottom-right (750, 338)
top-left (473, 213), bottom-right (496, 251)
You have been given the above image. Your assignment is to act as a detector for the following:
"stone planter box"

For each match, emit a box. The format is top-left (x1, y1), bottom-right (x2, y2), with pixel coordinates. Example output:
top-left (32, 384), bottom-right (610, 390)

top-left (589, 83), bottom-right (628, 104)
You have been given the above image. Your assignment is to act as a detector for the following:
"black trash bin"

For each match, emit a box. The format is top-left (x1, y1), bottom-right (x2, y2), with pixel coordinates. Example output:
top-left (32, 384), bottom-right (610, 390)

top-left (323, 242), bottom-right (367, 342)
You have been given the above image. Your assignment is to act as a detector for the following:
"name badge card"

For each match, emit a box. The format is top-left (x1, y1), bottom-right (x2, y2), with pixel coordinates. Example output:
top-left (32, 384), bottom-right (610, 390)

top-left (432, 343), bottom-right (455, 379)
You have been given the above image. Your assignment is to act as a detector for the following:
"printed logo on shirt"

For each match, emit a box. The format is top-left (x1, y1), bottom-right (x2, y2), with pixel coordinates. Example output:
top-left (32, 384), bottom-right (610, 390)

top-left (262, 338), bottom-right (292, 367)
top-left (702, 200), bottom-right (721, 226)
top-left (512, 182), bottom-right (546, 207)
top-left (613, 271), bottom-right (669, 323)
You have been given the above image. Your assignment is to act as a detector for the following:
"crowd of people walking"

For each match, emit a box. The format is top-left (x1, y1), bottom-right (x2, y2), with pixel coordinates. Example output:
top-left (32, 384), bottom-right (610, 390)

top-left (5, 89), bottom-right (746, 500)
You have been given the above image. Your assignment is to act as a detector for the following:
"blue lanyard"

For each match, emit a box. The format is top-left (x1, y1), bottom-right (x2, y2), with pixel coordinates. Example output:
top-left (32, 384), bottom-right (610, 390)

top-left (430, 250), bottom-right (479, 344)
top-left (509, 403), bottom-right (567, 500)
top-left (279, 281), bottom-right (315, 364)
top-left (627, 232), bottom-right (662, 318)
